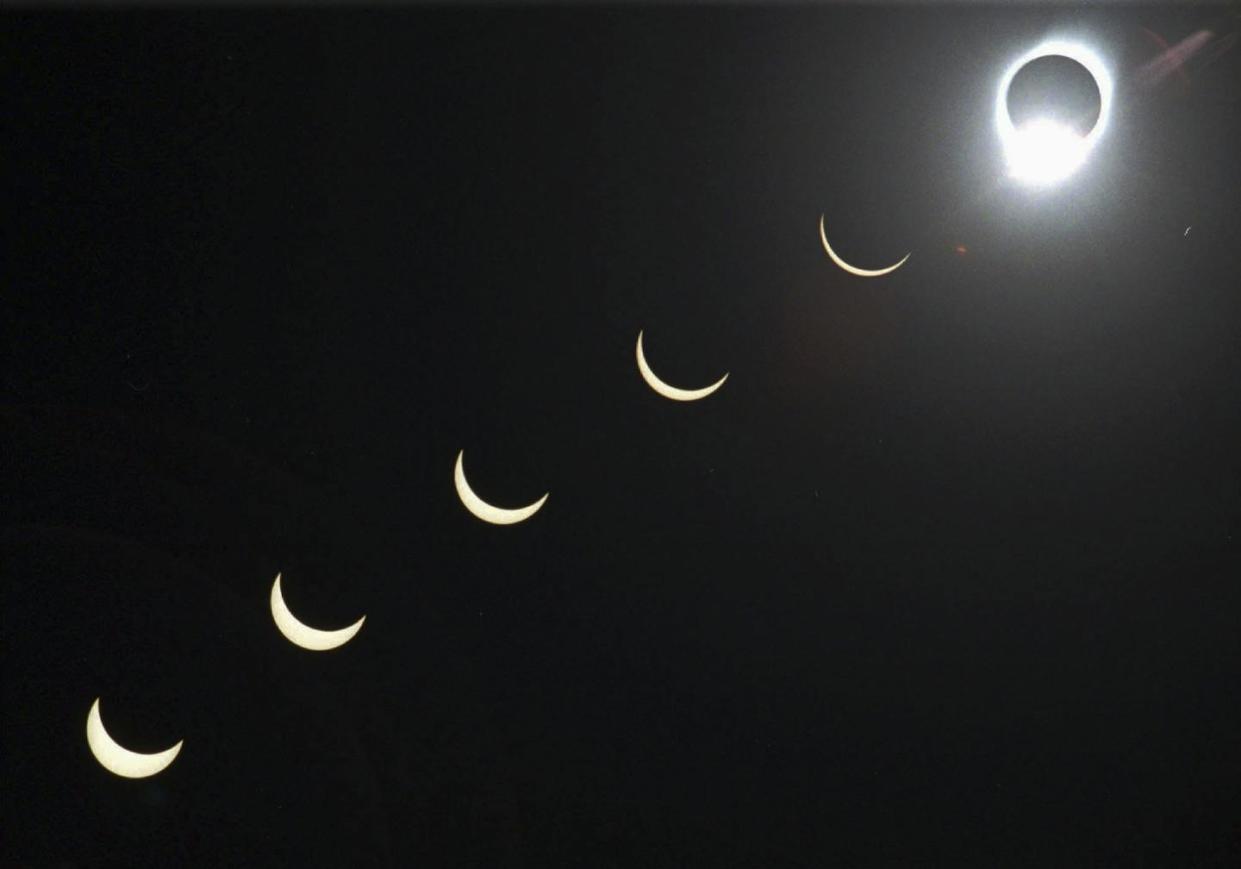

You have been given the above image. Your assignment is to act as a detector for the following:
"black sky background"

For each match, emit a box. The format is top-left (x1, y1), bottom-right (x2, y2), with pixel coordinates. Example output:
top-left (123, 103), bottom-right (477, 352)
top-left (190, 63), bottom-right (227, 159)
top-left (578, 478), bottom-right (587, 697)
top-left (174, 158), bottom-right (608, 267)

top-left (4, 4), bottom-right (1241, 866)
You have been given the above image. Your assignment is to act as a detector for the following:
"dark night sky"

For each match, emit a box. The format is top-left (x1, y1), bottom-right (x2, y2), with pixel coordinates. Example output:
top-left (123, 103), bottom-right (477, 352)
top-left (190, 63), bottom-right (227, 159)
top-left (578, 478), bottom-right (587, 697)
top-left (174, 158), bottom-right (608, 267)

top-left (4, 4), bottom-right (1241, 866)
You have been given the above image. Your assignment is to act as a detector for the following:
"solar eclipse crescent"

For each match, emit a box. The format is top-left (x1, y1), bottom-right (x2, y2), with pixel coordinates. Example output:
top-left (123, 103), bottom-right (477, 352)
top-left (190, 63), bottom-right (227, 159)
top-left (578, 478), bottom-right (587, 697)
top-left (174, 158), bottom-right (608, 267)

top-left (86, 697), bottom-right (183, 779)
top-left (454, 450), bottom-right (548, 525)
top-left (635, 330), bottom-right (729, 402)
top-left (270, 573), bottom-right (365, 651)
top-left (818, 215), bottom-right (911, 277)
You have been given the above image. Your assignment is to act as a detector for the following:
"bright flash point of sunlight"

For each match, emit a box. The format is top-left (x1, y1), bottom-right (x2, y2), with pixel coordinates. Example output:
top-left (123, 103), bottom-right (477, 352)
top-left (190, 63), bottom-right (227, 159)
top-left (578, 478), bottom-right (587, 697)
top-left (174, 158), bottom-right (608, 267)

top-left (1004, 118), bottom-right (1088, 186)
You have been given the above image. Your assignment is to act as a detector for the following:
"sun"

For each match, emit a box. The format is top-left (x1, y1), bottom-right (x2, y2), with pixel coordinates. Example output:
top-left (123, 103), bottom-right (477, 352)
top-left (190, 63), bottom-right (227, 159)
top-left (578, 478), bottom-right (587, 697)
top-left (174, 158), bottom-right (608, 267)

top-left (995, 40), bottom-right (1113, 187)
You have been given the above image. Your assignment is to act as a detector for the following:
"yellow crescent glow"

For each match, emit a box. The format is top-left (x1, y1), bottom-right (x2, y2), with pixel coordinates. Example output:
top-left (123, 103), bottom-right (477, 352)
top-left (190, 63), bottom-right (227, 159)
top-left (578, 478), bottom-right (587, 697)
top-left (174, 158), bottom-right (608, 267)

top-left (818, 215), bottom-right (910, 278)
top-left (269, 573), bottom-right (365, 651)
top-left (454, 450), bottom-right (548, 525)
top-left (635, 330), bottom-right (728, 401)
top-left (86, 697), bottom-right (182, 779)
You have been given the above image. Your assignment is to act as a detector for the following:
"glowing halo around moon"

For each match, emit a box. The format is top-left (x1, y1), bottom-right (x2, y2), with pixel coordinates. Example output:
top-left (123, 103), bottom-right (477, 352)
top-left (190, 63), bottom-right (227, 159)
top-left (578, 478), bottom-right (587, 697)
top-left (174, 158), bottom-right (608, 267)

top-left (818, 216), bottom-right (910, 278)
top-left (995, 39), bottom-right (1113, 186)
top-left (269, 573), bottom-right (365, 651)
top-left (85, 697), bottom-right (183, 779)
top-left (635, 330), bottom-right (729, 401)
top-left (454, 450), bottom-right (548, 525)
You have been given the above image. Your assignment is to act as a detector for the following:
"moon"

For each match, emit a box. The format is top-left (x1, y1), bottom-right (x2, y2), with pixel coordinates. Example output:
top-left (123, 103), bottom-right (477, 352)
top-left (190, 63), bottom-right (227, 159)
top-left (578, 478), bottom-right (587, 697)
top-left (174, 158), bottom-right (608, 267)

top-left (818, 215), bottom-right (910, 277)
top-left (269, 573), bottom-right (365, 651)
top-left (454, 450), bottom-right (548, 525)
top-left (86, 697), bottom-right (183, 779)
top-left (635, 330), bottom-right (728, 401)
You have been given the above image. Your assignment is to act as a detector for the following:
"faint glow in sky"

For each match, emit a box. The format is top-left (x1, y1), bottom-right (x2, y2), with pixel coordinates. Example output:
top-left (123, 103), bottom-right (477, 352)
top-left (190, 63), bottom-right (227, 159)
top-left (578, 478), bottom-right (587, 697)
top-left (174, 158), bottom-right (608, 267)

top-left (1138, 29), bottom-right (1212, 90)
top-left (996, 40), bottom-right (1113, 187)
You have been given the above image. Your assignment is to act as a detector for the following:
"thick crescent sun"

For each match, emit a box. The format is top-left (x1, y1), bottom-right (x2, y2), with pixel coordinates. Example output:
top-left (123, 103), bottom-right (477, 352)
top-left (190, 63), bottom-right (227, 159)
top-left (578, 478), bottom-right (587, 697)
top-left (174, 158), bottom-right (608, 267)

top-left (269, 573), bottom-right (366, 651)
top-left (86, 697), bottom-right (183, 779)
top-left (454, 450), bottom-right (548, 525)
top-left (635, 330), bottom-right (728, 401)
top-left (818, 215), bottom-right (910, 277)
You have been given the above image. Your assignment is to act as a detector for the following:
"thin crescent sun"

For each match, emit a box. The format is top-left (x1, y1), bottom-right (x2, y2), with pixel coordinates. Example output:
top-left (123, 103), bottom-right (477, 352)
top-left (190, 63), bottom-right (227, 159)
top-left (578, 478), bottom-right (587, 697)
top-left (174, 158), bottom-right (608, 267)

top-left (86, 697), bottom-right (183, 779)
top-left (269, 573), bottom-right (365, 651)
top-left (635, 330), bottom-right (728, 401)
top-left (454, 450), bottom-right (548, 525)
top-left (819, 215), bottom-right (910, 278)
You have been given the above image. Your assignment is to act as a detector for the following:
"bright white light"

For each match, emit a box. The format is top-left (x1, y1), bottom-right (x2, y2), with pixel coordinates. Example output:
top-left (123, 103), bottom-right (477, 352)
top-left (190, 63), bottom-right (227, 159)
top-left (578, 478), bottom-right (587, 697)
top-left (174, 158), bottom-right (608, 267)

top-left (995, 40), bottom-right (1113, 187)
top-left (1005, 117), bottom-right (1088, 186)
